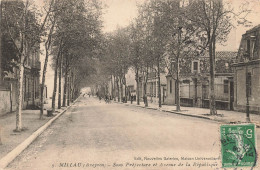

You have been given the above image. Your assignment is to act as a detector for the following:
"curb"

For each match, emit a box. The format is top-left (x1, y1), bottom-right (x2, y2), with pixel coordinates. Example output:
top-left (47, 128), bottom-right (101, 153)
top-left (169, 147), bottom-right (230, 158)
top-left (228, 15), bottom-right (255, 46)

top-left (118, 102), bottom-right (260, 127)
top-left (0, 98), bottom-right (79, 170)
top-left (164, 110), bottom-right (211, 120)
top-left (121, 102), bottom-right (210, 120)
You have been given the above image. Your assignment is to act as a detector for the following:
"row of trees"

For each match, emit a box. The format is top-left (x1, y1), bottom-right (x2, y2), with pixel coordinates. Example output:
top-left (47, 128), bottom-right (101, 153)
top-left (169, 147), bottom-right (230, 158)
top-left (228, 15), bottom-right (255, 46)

top-left (41, 0), bottom-right (102, 118)
top-left (1, 0), bottom-right (251, 132)
top-left (1, 0), bottom-right (102, 131)
top-left (98, 0), bottom-right (250, 114)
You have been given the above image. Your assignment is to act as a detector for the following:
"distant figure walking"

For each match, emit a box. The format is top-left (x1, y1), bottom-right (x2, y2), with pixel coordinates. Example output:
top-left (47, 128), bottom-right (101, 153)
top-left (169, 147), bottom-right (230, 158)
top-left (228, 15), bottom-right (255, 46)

top-left (104, 94), bottom-right (111, 104)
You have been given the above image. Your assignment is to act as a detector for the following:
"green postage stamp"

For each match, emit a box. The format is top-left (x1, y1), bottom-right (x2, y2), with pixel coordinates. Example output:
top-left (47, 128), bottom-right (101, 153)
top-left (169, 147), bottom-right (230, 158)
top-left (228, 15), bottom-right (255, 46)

top-left (220, 124), bottom-right (257, 168)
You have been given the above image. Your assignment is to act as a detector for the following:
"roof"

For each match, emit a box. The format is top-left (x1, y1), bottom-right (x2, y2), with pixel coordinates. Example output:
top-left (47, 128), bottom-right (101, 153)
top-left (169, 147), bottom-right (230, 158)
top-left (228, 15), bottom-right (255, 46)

top-left (201, 51), bottom-right (237, 59)
top-left (245, 24), bottom-right (260, 34)
top-left (215, 51), bottom-right (237, 59)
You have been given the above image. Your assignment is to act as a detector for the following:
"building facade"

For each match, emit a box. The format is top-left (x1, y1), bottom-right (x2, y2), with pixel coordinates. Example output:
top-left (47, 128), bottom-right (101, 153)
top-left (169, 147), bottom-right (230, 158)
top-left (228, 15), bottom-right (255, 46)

top-left (165, 51), bottom-right (237, 110)
top-left (0, 46), bottom-right (41, 115)
top-left (233, 25), bottom-right (260, 114)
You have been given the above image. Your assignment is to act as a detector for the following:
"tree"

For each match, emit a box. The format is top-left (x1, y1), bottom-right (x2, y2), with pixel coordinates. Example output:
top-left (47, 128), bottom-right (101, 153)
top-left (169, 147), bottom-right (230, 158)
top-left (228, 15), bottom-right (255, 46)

top-left (149, 0), bottom-right (205, 111)
top-left (41, 0), bottom-right (102, 113)
top-left (2, 0), bottom-right (42, 131)
top-left (57, 0), bottom-right (103, 105)
top-left (100, 29), bottom-right (131, 102)
top-left (40, 0), bottom-right (57, 119)
top-left (58, 46), bottom-right (62, 109)
top-left (186, 0), bottom-right (250, 115)
top-left (51, 38), bottom-right (63, 113)
top-left (129, 17), bottom-right (146, 105)
top-left (135, 1), bottom-right (165, 107)
top-left (147, 0), bottom-right (170, 108)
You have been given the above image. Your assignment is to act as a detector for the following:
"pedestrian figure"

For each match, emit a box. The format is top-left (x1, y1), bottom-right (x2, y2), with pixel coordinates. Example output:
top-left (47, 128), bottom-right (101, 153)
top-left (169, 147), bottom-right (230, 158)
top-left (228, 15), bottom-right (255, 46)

top-left (105, 94), bottom-right (108, 103)
top-left (131, 95), bottom-right (133, 104)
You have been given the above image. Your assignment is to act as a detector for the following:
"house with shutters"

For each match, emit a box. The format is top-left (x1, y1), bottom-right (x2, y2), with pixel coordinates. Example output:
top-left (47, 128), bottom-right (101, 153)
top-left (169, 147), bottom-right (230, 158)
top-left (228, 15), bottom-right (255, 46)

top-left (164, 51), bottom-right (237, 110)
top-left (232, 25), bottom-right (260, 114)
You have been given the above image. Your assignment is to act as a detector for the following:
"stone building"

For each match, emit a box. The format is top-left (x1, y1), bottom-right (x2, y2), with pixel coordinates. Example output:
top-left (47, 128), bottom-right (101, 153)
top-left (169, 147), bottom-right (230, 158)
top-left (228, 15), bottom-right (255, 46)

top-left (165, 51), bottom-right (237, 110)
top-left (232, 25), bottom-right (260, 114)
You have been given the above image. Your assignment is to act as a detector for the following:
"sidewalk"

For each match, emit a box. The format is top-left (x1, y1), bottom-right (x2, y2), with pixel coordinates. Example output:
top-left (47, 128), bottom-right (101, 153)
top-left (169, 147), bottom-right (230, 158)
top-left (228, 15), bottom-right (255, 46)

top-left (117, 100), bottom-right (260, 127)
top-left (0, 100), bottom-right (65, 159)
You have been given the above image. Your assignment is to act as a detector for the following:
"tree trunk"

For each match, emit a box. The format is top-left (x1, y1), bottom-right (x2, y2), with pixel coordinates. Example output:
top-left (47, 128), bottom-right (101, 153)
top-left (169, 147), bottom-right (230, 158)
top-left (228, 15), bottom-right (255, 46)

top-left (58, 52), bottom-right (62, 109)
top-left (111, 75), bottom-right (114, 99)
top-left (63, 69), bottom-right (67, 107)
top-left (51, 55), bottom-right (59, 113)
top-left (32, 76), bottom-right (35, 107)
top-left (157, 59), bottom-right (161, 108)
top-left (144, 68), bottom-right (148, 107)
top-left (135, 68), bottom-right (140, 105)
top-left (144, 82), bottom-right (148, 107)
top-left (0, 3), bottom-right (2, 85)
top-left (0, 127), bottom-right (2, 145)
top-left (67, 73), bottom-right (70, 106)
top-left (209, 36), bottom-right (217, 115)
top-left (116, 77), bottom-right (120, 102)
top-left (40, 21), bottom-right (55, 119)
top-left (40, 48), bottom-right (49, 119)
top-left (176, 57), bottom-right (181, 111)
top-left (124, 74), bottom-right (127, 103)
top-left (71, 71), bottom-right (75, 101)
top-left (113, 75), bottom-right (116, 101)
top-left (176, 21), bottom-right (181, 111)
top-left (120, 77), bottom-right (123, 102)
top-left (71, 84), bottom-right (74, 102)
top-left (16, 58), bottom-right (25, 131)
top-left (10, 83), bottom-right (13, 112)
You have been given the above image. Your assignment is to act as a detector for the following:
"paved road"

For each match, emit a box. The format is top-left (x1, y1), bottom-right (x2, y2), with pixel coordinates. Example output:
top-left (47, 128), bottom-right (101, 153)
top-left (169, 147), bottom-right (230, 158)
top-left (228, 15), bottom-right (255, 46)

top-left (5, 97), bottom-right (259, 170)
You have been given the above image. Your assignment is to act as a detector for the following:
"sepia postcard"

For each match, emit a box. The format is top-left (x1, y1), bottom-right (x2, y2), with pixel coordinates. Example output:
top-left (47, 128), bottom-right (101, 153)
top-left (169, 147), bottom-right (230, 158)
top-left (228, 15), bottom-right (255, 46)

top-left (0, 0), bottom-right (259, 169)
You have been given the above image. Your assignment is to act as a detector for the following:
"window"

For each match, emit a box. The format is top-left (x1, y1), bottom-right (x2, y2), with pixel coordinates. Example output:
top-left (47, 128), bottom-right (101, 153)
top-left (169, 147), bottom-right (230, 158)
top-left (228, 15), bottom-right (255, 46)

top-left (247, 39), bottom-right (250, 57)
top-left (183, 80), bottom-right (190, 84)
top-left (193, 61), bottom-right (198, 71)
top-left (170, 80), bottom-right (172, 93)
top-left (192, 61), bottom-right (200, 73)
top-left (224, 80), bottom-right (229, 93)
top-left (247, 72), bottom-right (252, 97)
top-left (252, 40), bottom-right (256, 58)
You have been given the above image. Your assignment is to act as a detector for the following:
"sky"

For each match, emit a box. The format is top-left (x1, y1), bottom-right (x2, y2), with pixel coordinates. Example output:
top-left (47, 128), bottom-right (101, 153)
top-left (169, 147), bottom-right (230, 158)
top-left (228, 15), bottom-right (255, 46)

top-left (34, 0), bottom-right (260, 51)
top-left (101, 0), bottom-right (260, 51)
top-left (101, 0), bottom-right (143, 33)
top-left (36, 0), bottom-right (260, 98)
